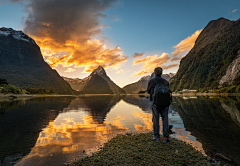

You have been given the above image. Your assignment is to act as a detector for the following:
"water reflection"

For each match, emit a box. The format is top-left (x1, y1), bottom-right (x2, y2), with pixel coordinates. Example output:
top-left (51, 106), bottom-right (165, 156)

top-left (171, 96), bottom-right (240, 164)
top-left (1, 95), bottom-right (240, 166)
top-left (122, 95), bottom-right (152, 113)
top-left (0, 97), bottom-right (73, 166)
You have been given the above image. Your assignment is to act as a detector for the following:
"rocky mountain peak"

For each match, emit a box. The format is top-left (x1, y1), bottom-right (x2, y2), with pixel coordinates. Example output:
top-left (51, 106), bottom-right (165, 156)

top-left (0, 27), bottom-right (36, 44)
top-left (91, 65), bottom-right (106, 76)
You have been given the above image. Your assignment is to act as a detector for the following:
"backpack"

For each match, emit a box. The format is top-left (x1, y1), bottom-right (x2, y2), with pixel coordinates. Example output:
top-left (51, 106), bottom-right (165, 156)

top-left (152, 79), bottom-right (172, 107)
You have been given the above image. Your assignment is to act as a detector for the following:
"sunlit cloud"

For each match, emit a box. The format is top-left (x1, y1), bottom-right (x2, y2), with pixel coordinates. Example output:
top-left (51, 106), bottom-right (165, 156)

top-left (132, 53), bottom-right (171, 76)
top-left (232, 9), bottom-right (238, 13)
top-left (116, 69), bottom-right (124, 74)
top-left (172, 29), bottom-right (202, 58)
top-left (10, 0), bottom-right (127, 73)
top-left (64, 68), bottom-right (76, 73)
top-left (133, 52), bottom-right (144, 59)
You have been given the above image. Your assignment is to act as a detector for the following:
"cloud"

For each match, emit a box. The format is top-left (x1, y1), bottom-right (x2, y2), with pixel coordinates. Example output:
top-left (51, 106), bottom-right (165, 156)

top-left (232, 9), bottom-right (238, 13)
top-left (10, 0), bottom-right (127, 72)
top-left (171, 57), bottom-right (182, 62)
top-left (172, 29), bottom-right (202, 57)
top-left (116, 69), bottom-right (123, 74)
top-left (132, 53), bottom-right (172, 76)
top-left (133, 52), bottom-right (144, 59)
top-left (132, 70), bottom-right (148, 77)
top-left (64, 68), bottom-right (76, 73)
top-left (161, 64), bottom-right (179, 69)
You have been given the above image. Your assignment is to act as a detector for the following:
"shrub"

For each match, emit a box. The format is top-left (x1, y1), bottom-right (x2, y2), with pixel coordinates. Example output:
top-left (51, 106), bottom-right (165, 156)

top-left (218, 87), bottom-right (228, 93)
top-left (226, 86), bottom-right (237, 93)
top-left (235, 86), bottom-right (240, 93)
top-left (25, 88), bottom-right (54, 94)
top-left (232, 74), bottom-right (240, 86)
top-left (0, 84), bottom-right (23, 94)
top-left (222, 82), bottom-right (229, 87)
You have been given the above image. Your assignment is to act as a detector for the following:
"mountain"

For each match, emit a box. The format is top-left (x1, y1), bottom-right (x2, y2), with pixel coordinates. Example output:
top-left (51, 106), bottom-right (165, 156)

top-left (170, 18), bottom-right (240, 91)
top-left (123, 73), bottom-right (175, 94)
top-left (0, 27), bottom-right (76, 94)
top-left (63, 66), bottom-right (125, 94)
top-left (122, 76), bottom-right (150, 94)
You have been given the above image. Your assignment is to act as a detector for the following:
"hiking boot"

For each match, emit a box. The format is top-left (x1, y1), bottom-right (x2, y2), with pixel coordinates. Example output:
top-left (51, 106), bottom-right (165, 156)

top-left (163, 137), bottom-right (170, 143)
top-left (153, 137), bottom-right (160, 142)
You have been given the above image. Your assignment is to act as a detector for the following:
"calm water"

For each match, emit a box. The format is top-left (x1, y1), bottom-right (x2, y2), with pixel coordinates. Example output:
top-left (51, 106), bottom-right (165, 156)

top-left (0, 95), bottom-right (240, 165)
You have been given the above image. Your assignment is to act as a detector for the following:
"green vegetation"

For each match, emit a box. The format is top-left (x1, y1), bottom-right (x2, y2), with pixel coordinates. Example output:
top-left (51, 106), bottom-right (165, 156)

top-left (25, 88), bottom-right (54, 94)
top-left (170, 18), bottom-right (240, 91)
top-left (70, 133), bottom-right (215, 166)
top-left (0, 84), bottom-right (23, 94)
top-left (232, 74), bottom-right (240, 86)
top-left (0, 78), bottom-right (54, 94)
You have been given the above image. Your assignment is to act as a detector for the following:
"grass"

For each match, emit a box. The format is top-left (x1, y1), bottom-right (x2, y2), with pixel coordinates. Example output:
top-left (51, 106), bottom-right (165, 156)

top-left (69, 133), bottom-right (217, 166)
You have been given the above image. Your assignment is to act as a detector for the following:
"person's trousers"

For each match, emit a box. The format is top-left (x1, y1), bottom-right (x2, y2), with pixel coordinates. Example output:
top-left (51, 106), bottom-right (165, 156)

top-left (152, 104), bottom-right (169, 139)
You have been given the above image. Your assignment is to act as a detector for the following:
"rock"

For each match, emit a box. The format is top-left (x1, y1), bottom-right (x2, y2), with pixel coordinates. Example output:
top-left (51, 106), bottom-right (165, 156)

top-left (219, 50), bottom-right (240, 86)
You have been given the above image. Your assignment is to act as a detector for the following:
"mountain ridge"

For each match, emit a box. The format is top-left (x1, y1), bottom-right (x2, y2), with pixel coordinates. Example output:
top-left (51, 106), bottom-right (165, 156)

top-left (123, 73), bottom-right (175, 94)
top-left (170, 18), bottom-right (240, 91)
top-left (63, 66), bottom-right (125, 94)
top-left (0, 27), bottom-right (76, 94)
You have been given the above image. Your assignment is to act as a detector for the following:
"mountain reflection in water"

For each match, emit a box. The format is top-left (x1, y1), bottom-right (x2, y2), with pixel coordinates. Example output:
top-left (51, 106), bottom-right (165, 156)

top-left (0, 95), bottom-right (240, 165)
top-left (171, 96), bottom-right (240, 164)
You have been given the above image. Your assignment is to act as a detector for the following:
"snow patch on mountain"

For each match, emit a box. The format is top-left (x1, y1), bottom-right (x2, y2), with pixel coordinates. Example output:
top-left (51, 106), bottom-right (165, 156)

top-left (0, 27), bottom-right (36, 44)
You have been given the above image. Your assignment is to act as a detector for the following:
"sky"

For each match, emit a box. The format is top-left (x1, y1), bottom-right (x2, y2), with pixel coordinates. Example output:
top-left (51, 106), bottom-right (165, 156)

top-left (0, 0), bottom-right (239, 87)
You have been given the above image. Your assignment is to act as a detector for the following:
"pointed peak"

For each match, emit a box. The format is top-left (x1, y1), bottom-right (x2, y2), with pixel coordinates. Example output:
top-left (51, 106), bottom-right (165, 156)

top-left (91, 65), bottom-right (106, 76)
top-left (96, 65), bottom-right (104, 71)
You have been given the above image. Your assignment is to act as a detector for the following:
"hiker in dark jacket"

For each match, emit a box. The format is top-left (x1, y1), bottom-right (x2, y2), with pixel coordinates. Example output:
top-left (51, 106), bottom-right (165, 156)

top-left (147, 67), bottom-right (170, 143)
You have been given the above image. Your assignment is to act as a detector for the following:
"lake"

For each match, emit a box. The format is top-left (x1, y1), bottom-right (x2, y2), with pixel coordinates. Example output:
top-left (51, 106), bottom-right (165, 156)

top-left (0, 95), bottom-right (240, 166)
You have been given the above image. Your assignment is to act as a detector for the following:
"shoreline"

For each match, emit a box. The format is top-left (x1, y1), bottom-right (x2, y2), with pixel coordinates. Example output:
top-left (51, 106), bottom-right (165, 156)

top-left (68, 132), bottom-right (226, 166)
top-left (1, 92), bottom-right (240, 101)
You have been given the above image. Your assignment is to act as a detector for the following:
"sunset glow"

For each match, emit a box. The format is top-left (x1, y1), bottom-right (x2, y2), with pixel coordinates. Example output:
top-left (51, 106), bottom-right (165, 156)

top-left (1, 0), bottom-right (239, 87)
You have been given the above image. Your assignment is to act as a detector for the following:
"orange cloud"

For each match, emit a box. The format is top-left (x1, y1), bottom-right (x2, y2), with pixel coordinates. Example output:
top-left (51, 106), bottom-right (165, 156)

top-left (172, 29), bottom-right (202, 57)
top-left (132, 53), bottom-right (171, 76)
top-left (20, 0), bottom-right (127, 73)
top-left (64, 68), bottom-right (76, 73)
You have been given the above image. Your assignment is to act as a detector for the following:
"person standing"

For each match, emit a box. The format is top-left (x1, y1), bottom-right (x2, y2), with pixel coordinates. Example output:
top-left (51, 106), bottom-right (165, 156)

top-left (147, 67), bottom-right (170, 143)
